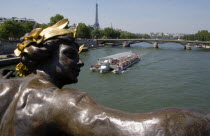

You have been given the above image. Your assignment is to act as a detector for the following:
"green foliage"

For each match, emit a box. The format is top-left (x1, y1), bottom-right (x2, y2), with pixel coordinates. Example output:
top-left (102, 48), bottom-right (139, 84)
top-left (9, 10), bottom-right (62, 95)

top-left (49, 14), bottom-right (64, 26)
top-left (0, 14), bottom-right (66, 40)
top-left (91, 28), bottom-right (103, 39)
top-left (76, 23), bottom-right (91, 38)
top-left (81, 25), bottom-right (141, 39)
top-left (39, 23), bottom-right (48, 29)
top-left (182, 34), bottom-right (196, 40)
top-left (101, 35), bottom-right (108, 39)
top-left (103, 27), bottom-right (120, 39)
top-left (182, 30), bottom-right (210, 41)
top-left (120, 32), bottom-right (140, 39)
top-left (141, 34), bottom-right (150, 39)
top-left (0, 20), bottom-right (26, 40)
top-left (196, 30), bottom-right (210, 41)
top-left (24, 21), bottom-right (34, 33)
top-left (150, 34), bottom-right (176, 40)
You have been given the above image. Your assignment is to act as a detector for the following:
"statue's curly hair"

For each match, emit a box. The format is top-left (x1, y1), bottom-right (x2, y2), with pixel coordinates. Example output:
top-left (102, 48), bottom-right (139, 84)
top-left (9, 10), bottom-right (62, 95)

top-left (20, 35), bottom-right (79, 75)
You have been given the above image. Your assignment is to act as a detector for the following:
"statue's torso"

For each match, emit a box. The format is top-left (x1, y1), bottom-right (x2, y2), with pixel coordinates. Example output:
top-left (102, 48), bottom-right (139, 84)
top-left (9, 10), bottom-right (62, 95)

top-left (0, 77), bottom-right (71, 136)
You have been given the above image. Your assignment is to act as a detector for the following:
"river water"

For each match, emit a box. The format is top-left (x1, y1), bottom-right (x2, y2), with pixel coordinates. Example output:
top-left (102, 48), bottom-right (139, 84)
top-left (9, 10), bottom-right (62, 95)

top-left (69, 42), bottom-right (210, 113)
top-left (1, 42), bottom-right (210, 113)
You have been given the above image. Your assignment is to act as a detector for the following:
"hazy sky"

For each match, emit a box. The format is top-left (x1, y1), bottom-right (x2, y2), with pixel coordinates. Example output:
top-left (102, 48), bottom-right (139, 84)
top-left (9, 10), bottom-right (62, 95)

top-left (1, 0), bottom-right (210, 34)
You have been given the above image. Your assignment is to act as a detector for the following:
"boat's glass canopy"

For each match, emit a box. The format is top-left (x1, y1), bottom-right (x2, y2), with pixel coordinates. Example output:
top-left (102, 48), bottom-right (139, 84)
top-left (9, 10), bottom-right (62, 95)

top-left (99, 51), bottom-right (133, 61)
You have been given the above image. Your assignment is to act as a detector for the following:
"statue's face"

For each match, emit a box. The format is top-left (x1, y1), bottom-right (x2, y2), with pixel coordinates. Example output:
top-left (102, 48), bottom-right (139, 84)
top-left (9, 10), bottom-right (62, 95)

top-left (53, 41), bottom-right (84, 84)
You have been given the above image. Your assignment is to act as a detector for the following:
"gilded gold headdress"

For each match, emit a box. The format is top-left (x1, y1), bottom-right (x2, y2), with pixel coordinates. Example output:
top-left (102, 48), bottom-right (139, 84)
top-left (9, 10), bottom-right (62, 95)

top-left (14, 19), bottom-right (84, 77)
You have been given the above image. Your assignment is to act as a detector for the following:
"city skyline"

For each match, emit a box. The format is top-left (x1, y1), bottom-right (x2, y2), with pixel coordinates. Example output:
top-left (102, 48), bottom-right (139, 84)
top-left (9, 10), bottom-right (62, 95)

top-left (1, 0), bottom-right (210, 34)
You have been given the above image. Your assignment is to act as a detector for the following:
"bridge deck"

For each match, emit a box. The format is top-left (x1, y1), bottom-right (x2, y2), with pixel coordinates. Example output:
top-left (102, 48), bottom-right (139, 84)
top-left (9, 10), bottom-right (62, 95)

top-left (96, 39), bottom-right (210, 44)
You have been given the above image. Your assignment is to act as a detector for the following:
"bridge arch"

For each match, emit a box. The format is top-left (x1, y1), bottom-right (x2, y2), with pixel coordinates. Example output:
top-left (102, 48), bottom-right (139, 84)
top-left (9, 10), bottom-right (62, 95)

top-left (158, 42), bottom-right (186, 49)
top-left (96, 39), bottom-right (210, 50)
top-left (129, 41), bottom-right (156, 48)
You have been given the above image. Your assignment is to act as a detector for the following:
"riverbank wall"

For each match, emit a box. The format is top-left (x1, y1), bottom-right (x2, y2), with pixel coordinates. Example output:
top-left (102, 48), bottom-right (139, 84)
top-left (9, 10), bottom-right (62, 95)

top-left (0, 57), bottom-right (20, 67)
top-left (0, 40), bottom-right (18, 55)
top-left (76, 39), bottom-right (97, 47)
top-left (0, 40), bottom-right (20, 67)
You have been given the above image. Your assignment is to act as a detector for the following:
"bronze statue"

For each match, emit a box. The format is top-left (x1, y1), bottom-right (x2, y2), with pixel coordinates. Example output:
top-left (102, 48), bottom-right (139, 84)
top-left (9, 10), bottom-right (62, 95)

top-left (0, 19), bottom-right (210, 136)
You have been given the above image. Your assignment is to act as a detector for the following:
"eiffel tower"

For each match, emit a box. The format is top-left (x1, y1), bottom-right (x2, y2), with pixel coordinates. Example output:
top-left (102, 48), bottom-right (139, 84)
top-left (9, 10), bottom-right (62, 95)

top-left (93, 3), bottom-right (100, 29)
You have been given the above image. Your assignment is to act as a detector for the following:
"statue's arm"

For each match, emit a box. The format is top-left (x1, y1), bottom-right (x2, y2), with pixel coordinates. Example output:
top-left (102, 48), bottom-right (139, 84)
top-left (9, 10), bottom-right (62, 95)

top-left (53, 89), bottom-right (152, 136)
top-left (52, 89), bottom-right (210, 136)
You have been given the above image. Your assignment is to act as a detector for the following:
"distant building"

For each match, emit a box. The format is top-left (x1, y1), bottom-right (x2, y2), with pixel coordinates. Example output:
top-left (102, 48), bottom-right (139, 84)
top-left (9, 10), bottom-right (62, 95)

top-left (69, 23), bottom-right (77, 29)
top-left (0, 17), bottom-right (7, 25)
top-left (0, 17), bottom-right (36, 25)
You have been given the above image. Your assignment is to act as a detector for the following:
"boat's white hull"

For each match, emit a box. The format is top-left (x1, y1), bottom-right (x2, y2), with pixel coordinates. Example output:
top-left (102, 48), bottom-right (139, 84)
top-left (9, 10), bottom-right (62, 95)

top-left (90, 52), bottom-right (140, 74)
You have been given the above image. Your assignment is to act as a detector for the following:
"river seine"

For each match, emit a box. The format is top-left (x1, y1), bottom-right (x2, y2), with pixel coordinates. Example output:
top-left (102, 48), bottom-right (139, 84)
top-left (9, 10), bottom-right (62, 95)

top-left (69, 42), bottom-right (210, 113)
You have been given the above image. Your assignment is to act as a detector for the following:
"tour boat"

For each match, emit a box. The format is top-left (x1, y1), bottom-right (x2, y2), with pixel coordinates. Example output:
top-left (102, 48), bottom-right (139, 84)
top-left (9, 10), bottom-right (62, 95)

top-left (90, 51), bottom-right (140, 74)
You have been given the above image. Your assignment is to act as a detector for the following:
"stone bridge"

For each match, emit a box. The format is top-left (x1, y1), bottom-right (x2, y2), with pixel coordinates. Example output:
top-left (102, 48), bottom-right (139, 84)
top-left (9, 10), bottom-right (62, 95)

top-left (96, 39), bottom-right (210, 50)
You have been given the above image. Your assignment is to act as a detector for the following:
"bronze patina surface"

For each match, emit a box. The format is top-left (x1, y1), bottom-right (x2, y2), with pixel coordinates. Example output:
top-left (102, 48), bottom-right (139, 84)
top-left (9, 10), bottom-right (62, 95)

top-left (0, 20), bottom-right (210, 136)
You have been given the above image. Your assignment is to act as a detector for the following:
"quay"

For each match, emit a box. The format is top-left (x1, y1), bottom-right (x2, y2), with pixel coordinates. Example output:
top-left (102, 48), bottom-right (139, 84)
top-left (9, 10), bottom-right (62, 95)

top-left (0, 54), bottom-right (20, 67)
top-left (0, 40), bottom-right (20, 67)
